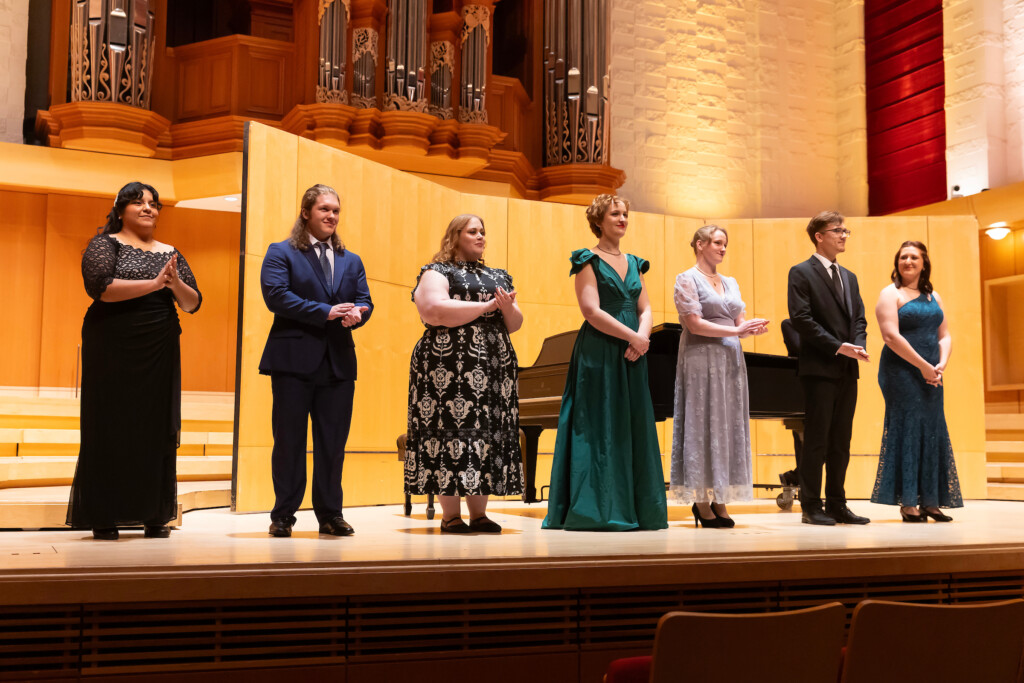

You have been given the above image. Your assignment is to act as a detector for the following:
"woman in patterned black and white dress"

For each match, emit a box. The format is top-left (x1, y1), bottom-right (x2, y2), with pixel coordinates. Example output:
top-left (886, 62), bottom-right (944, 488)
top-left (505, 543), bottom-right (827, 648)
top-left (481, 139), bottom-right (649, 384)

top-left (405, 214), bottom-right (524, 533)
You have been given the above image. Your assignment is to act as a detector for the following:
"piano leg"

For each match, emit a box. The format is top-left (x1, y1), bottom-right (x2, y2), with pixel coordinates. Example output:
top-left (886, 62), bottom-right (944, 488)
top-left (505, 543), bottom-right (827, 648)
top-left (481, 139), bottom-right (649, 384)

top-left (521, 425), bottom-right (543, 504)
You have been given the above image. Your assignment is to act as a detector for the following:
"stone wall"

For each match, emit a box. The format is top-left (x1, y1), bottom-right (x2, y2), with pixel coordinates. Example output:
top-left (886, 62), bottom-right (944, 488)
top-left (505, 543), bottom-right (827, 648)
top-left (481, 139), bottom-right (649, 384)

top-left (0, 0), bottom-right (28, 144)
top-left (608, 0), bottom-right (868, 219)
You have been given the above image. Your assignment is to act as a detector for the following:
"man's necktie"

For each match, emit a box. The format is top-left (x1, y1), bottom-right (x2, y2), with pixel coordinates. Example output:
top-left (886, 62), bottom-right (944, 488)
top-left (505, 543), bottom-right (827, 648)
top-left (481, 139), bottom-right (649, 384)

top-left (830, 263), bottom-right (846, 312)
top-left (317, 242), bottom-right (332, 286)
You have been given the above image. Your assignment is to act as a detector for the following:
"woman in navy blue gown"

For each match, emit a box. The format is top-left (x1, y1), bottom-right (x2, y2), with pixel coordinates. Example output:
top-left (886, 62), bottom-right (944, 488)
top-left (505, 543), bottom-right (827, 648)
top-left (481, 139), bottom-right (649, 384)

top-left (870, 241), bottom-right (962, 522)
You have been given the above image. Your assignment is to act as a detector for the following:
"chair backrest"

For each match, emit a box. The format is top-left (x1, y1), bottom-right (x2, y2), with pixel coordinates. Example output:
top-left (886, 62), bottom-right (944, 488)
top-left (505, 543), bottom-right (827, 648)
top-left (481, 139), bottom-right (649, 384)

top-left (649, 603), bottom-right (846, 683)
top-left (841, 599), bottom-right (1024, 683)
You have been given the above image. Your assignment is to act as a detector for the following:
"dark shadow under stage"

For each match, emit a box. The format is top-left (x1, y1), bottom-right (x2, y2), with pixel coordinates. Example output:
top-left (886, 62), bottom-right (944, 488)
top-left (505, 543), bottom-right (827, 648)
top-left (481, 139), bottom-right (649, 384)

top-left (4, 500), bottom-right (1024, 682)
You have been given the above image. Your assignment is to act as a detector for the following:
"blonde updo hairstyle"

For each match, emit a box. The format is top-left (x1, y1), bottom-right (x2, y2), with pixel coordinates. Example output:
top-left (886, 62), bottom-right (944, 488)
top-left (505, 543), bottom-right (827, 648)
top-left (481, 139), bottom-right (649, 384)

top-left (691, 224), bottom-right (727, 256)
top-left (585, 193), bottom-right (630, 238)
top-left (432, 213), bottom-right (486, 264)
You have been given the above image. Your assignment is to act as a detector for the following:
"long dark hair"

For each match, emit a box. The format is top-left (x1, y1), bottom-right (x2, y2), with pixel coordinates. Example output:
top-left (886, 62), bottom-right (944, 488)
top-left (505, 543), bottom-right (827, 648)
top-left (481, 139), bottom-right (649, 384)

top-left (891, 240), bottom-right (932, 295)
top-left (288, 184), bottom-right (344, 253)
top-left (99, 181), bottom-right (162, 234)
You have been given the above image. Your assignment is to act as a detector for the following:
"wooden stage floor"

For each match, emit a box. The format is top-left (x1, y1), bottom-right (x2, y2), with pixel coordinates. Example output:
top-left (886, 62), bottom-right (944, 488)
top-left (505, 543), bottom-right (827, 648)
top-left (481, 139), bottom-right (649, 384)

top-left (5, 499), bottom-right (1024, 682)
top-left (4, 498), bottom-right (1024, 606)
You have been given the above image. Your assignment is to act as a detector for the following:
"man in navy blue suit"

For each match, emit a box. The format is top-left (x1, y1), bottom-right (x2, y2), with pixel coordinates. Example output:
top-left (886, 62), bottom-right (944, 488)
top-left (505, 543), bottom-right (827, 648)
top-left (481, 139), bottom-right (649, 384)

top-left (259, 184), bottom-right (373, 537)
top-left (787, 211), bottom-right (870, 527)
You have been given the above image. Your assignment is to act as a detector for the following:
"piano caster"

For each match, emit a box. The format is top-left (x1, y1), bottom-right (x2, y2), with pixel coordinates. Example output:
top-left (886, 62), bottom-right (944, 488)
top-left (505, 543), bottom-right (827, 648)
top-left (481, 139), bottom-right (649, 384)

top-left (776, 486), bottom-right (797, 510)
top-left (402, 493), bottom-right (436, 519)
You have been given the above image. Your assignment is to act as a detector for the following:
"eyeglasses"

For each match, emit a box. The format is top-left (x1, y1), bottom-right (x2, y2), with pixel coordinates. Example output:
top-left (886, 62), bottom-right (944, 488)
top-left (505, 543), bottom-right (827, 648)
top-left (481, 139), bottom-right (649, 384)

top-left (824, 228), bottom-right (852, 237)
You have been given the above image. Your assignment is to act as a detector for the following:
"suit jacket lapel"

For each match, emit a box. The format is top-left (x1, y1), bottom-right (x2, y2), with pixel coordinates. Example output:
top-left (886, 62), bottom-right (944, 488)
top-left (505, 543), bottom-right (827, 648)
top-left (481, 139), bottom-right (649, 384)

top-left (839, 266), bottom-right (854, 320)
top-left (332, 251), bottom-right (349, 294)
top-left (809, 257), bottom-right (846, 312)
top-left (302, 247), bottom-right (332, 296)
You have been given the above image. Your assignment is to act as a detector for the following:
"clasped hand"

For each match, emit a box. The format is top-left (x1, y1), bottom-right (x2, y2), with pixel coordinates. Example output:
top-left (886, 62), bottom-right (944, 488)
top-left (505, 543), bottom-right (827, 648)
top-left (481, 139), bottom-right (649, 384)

top-left (153, 254), bottom-right (179, 290)
top-left (493, 286), bottom-right (517, 314)
top-left (921, 363), bottom-right (943, 387)
top-left (838, 342), bottom-right (870, 362)
top-left (328, 303), bottom-right (370, 327)
top-left (625, 332), bottom-right (649, 362)
top-left (738, 318), bottom-right (770, 338)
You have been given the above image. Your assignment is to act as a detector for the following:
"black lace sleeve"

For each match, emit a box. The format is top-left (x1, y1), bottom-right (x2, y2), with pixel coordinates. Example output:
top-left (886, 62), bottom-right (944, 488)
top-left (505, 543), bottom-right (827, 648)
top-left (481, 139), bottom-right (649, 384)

top-left (81, 235), bottom-right (117, 300)
top-left (174, 250), bottom-right (203, 313)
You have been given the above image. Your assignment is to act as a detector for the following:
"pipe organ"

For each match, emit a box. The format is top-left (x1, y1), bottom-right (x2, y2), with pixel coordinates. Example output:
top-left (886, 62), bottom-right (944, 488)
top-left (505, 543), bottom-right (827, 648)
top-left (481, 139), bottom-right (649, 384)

top-left (384, 0), bottom-right (428, 112)
top-left (543, 0), bottom-right (609, 165)
top-left (458, 6), bottom-right (490, 124)
top-left (69, 0), bottom-right (156, 108)
top-left (317, 0), bottom-right (350, 104)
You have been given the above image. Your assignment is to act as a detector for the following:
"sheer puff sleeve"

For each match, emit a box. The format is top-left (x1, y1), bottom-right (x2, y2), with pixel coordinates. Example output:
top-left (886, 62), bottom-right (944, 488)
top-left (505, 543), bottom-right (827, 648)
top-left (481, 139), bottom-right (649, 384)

top-left (174, 250), bottom-right (203, 313)
top-left (674, 271), bottom-right (703, 319)
top-left (82, 234), bottom-right (117, 300)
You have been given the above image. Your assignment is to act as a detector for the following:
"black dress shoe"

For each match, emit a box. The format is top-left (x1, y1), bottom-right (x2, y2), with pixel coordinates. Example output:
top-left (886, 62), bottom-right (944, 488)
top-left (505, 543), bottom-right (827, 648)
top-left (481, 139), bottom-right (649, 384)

top-left (779, 470), bottom-right (799, 487)
top-left (827, 505), bottom-right (870, 525)
top-left (900, 508), bottom-right (927, 523)
top-left (920, 507), bottom-right (953, 522)
top-left (468, 516), bottom-right (502, 533)
top-left (144, 525), bottom-right (171, 538)
top-left (92, 527), bottom-right (119, 540)
top-left (319, 516), bottom-right (355, 536)
top-left (801, 508), bottom-right (836, 526)
top-left (440, 517), bottom-right (472, 533)
top-left (268, 519), bottom-right (293, 537)
top-left (710, 503), bottom-right (736, 528)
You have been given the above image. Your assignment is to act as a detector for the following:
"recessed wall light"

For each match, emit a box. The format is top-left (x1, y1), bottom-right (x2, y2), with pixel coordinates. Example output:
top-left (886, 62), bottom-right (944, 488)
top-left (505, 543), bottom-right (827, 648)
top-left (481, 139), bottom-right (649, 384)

top-left (224, 196), bottom-right (239, 202)
top-left (985, 223), bottom-right (1011, 240)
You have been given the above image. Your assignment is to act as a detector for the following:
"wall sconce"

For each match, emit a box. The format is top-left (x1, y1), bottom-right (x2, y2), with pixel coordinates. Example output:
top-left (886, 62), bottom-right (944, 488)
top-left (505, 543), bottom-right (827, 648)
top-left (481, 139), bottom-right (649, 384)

top-left (986, 222), bottom-right (1011, 240)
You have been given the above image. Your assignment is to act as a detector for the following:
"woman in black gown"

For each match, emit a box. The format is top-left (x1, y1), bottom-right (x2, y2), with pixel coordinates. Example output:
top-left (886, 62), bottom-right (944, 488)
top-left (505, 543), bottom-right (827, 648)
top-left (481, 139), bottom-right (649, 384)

top-left (67, 182), bottom-right (201, 540)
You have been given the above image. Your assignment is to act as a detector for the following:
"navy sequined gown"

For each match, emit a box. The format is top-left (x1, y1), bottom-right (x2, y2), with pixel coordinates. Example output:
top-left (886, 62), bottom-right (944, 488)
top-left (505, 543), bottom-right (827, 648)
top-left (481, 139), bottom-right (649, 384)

top-left (871, 294), bottom-right (962, 509)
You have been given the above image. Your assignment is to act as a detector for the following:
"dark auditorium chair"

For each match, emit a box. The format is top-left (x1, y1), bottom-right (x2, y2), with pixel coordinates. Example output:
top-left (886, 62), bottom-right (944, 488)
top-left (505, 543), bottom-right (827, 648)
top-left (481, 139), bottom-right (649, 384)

top-left (604, 603), bottom-right (846, 683)
top-left (840, 599), bottom-right (1024, 683)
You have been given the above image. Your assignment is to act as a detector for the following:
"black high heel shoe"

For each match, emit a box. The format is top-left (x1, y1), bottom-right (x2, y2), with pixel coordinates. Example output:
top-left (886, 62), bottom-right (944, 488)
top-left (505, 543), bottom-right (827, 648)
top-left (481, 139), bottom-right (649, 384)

top-left (920, 507), bottom-right (953, 522)
top-left (710, 502), bottom-right (736, 528)
top-left (692, 503), bottom-right (723, 529)
top-left (900, 507), bottom-right (927, 523)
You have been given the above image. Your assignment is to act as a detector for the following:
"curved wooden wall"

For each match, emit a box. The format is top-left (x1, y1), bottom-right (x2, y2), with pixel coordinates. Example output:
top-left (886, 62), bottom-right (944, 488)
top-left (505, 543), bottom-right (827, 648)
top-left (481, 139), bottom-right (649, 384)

top-left (234, 122), bottom-right (987, 513)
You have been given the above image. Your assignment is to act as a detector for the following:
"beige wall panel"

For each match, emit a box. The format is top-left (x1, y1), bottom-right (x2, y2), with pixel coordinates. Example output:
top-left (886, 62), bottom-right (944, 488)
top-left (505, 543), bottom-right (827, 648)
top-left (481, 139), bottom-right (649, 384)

top-left (625, 211), bottom-right (666, 315)
top-left (507, 198), bottom-right (582, 307)
top-left (0, 191), bottom-right (47, 387)
top-left (236, 255), bottom-right (276, 450)
top-left (243, 124), bottom-right (299, 257)
top-left (347, 280), bottom-right (426, 452)
top-left (926, 216), bottom-right (987, 498)
top-left (235, 125), bottom-right (299, 511)
top-left (39, 194), bottom-right (110, 388)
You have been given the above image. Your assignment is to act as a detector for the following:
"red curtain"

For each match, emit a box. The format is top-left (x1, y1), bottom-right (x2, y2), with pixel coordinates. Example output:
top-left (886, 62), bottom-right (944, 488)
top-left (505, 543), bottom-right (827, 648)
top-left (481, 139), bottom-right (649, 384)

top-left (865, 0), bottom-right (947, 215)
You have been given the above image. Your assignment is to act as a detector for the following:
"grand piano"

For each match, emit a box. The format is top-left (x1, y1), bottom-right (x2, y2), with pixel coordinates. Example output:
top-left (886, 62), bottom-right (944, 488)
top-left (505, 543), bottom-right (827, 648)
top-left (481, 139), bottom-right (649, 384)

top-left (517, 322), bottom-right (805, 503)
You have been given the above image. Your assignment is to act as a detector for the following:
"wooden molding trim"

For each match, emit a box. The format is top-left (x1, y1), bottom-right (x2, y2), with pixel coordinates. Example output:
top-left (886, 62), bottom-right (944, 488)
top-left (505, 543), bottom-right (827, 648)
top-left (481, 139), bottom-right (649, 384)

top-left (532, 163), bottom-right (628, 204)
top-left (35, 102), bottom-right (172, 158)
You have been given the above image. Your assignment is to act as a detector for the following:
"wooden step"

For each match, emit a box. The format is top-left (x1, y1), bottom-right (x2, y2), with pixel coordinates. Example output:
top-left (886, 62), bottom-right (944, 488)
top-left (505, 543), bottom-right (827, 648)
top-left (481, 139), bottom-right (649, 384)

top-left (987, 482), bottom-right (1024, 501)
top-left (0, 455), bottom-right (232, 489)
top-left (987, 413), bottom-right (1024, 431)
top-left (986, 441), bottom-right (1024, 461)
top-left (0, 480), bottom-right (230, 530)
top-left (986, 462), bottom-right (1024, 483)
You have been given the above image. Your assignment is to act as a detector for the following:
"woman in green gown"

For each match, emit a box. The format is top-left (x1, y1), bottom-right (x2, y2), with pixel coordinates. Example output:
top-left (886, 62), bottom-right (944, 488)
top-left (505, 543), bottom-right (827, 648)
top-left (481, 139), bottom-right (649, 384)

top-left (542, 195), bottom-right (669, 531)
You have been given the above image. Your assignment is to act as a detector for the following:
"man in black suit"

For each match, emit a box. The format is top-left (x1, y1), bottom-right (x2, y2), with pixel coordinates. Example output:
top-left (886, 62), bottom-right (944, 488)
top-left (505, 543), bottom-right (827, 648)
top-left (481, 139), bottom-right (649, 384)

top-left (259, 184), bottom-right (373, 538)
top-left (787, 211), bottom-right (870, 526)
